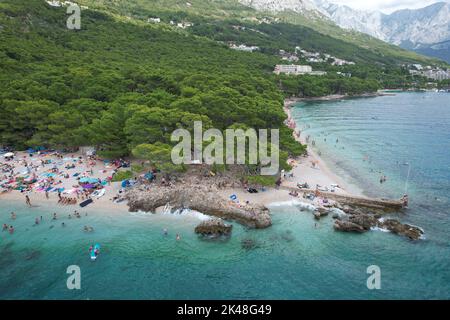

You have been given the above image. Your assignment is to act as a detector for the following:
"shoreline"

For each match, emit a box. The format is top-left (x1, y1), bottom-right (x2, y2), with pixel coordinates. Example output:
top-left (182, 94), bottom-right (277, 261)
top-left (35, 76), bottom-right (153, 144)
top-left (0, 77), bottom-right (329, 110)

top-left (0, 97), bottom-right (415, 238)
top-left (284, 91), bottom-right (387, 107)
top-left (283, 101), bottom-right (363, 197)
top-left (1, 93), bottom-right (399, 227)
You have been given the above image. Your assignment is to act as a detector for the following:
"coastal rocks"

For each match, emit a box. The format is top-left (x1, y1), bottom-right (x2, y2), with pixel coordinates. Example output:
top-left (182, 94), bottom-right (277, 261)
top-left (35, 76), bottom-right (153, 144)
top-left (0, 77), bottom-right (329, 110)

top-left (313, 207), bottom-right (330, 220)
top-left (241, 239), bottom-right (258, 250)
top-left (195, 219), bottom-right (232, 237)
top-left (126, 184), bottom-right (272, 229)
top-left (379, 219), bottom-right (424, 240)
top-left (348, 214), bottom-right (379, 231)
top-left (333, 220), bottom-right (366, 233)
top-left (333, 211), bottom-right (424, 240)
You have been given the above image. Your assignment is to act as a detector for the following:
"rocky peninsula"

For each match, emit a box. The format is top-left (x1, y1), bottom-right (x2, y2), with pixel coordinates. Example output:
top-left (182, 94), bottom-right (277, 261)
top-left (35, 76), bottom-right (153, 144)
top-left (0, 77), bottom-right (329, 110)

top-left (126, 182), bottom-right (272, 229)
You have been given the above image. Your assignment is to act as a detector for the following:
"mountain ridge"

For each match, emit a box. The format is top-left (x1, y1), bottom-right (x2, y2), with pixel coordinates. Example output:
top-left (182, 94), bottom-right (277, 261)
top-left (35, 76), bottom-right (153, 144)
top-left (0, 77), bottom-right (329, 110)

top-left (237, 0), bottom-right (450, 63)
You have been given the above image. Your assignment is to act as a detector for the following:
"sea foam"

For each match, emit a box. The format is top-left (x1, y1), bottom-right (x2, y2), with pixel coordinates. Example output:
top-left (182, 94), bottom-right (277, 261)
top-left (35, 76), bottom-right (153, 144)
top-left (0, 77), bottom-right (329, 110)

top-left (268, 200), bottom-right (317, 211)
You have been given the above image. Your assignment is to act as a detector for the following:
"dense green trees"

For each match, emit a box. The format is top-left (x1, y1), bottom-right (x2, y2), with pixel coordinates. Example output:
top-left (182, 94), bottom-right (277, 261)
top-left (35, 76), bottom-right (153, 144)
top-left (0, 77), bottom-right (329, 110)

top-left (277, 74), bottom-right (380, 97)
top-left (3, 0), bottom-right (444, 180)
top-left (132, 142), bottom-right (185, 175)
top-left (0, 0), bottom-right (306, 163)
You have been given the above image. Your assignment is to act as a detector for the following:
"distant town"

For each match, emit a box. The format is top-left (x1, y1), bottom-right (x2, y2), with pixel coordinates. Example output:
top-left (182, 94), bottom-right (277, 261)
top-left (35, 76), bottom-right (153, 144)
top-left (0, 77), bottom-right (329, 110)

top-left (408, 64), bottom-right (450, 81)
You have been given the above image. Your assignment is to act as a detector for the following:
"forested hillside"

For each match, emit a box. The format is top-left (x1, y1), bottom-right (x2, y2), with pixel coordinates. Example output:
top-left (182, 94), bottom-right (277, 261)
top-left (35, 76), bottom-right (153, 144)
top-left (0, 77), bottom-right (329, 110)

top-left (0, 0), bottom-right (303, 163)
top-left (0, 0), bottom-right (440, 163)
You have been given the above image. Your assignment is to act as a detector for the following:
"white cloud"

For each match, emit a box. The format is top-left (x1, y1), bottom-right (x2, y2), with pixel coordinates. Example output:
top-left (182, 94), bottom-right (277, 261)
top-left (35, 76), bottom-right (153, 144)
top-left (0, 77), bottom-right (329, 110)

top-left (329, 0), bottom-right (450, 13)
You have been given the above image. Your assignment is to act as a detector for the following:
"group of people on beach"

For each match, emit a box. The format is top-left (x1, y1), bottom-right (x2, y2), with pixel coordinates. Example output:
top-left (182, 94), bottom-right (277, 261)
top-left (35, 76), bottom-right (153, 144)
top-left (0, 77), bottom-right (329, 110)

top-left (1, 151), bottom-right (115, 201)
top-left (58, 195), bottom-right (78, 205)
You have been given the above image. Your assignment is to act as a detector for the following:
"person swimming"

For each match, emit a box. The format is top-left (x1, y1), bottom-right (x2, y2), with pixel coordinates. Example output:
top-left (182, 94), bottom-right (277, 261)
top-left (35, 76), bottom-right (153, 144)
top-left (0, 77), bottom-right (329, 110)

top-left (10, 212), bottom-right (16, 220)
top-left (9, 226), bottom-right (14, 234)
top-left (35, 217), bottom-right (40, 225)
top-left (176, 234), bottom-right (181, 241)
top-left (2, 223), bottom-right (8, 231)
top-left (52, 213), bottom-right (57, 220)
top-left (163, 228), bottom-right (168, 236)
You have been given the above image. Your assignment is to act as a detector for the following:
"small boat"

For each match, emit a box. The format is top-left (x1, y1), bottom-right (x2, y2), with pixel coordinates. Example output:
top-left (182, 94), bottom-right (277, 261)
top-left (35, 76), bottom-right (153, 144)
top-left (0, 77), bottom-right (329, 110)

top-left (92, 189), bottom-right (105, 198)
top-left (96, 188), bottom-right (105, 199)
top-left (90, 244), bottom-right (101, 261)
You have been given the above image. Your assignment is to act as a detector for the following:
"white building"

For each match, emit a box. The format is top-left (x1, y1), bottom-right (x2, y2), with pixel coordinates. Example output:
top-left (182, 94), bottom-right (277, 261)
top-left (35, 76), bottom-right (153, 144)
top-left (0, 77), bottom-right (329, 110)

top-left (332, 58), bottom-right (355, 66)
top-left (148, 17), bottom-right (161, 23)
top-left (309, 71), bottom-right (328, 76)
top-left (230, 44), bottom-right (259, 52)
top-left (176, 22), bottom-right (194, 29)
top-left (46, 0), bottom-right (61, 6)
top-left (274, 65), bottom-right (312, 75)
top-left (410, 69), bottom-right (450, 80)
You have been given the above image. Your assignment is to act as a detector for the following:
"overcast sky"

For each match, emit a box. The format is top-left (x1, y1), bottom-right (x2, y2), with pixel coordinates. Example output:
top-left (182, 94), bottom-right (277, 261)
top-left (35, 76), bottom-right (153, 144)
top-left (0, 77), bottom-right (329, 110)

top-left (330, 0), bottom-right (449, 13)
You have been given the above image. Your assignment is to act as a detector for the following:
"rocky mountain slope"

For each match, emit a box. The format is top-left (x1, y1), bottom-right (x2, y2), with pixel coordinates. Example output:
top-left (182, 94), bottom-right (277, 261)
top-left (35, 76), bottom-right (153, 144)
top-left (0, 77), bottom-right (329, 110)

top-left (238, 0), bottom-right (450, 62)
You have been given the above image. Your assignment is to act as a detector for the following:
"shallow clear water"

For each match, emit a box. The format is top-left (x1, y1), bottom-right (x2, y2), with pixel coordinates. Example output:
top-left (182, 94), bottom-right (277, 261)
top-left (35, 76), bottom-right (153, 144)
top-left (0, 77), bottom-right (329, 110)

top-left (1, 92), bottom-right (449, 299)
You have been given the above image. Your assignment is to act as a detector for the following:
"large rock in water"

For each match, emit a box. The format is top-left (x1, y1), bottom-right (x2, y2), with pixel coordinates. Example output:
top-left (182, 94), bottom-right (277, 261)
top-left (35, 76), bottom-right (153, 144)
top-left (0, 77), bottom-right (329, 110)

top-left (126, 184), bottom-right (271, 228)
top-left (333, 220), bottom-right (366, 233)
top-left (333, 210), bottom-right (424, 240)
top-left (379, 219), bottom-right (423, 240)
top-left (195, 219), bottom-right (232, 236)
top-left (349, 214), bottom-right (378, 231)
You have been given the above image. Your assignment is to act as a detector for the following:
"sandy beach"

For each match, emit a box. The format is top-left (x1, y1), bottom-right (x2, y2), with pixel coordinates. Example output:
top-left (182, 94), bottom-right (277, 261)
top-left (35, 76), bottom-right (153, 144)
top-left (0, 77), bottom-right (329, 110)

top-left (282, 103), bottom-right (361, 195)
top-left (1, 101), bottom-right (364, 218)
top-left (214, 101), bottom-right (364, 209)
top-left (0, 151), bottom-right (131, 214)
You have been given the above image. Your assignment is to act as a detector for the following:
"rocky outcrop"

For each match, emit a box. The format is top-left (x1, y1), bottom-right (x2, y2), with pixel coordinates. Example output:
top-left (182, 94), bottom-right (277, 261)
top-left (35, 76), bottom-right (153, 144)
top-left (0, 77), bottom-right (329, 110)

top-left (333, 220), bottom-right (366, 233)
top-left (313, 207), bottom-right (330, 220)
top-left (379, 219), bottom-right (424, 240)
top-left (195, 219), bottom-right (232, 237)
top-left (126, 184), bottom-right (271, 229)
top-left (241, 239), bottom-right (258, 250)
top-left (348, 214), bottom-right (379, 231)
top-left (333, 211), bottom-right (424, 240)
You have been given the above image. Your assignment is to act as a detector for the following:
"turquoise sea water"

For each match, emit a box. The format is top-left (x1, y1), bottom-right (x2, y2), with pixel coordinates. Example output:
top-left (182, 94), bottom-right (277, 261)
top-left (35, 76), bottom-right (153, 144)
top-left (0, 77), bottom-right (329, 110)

top-left (1, 92), bottom-right (449, 299)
